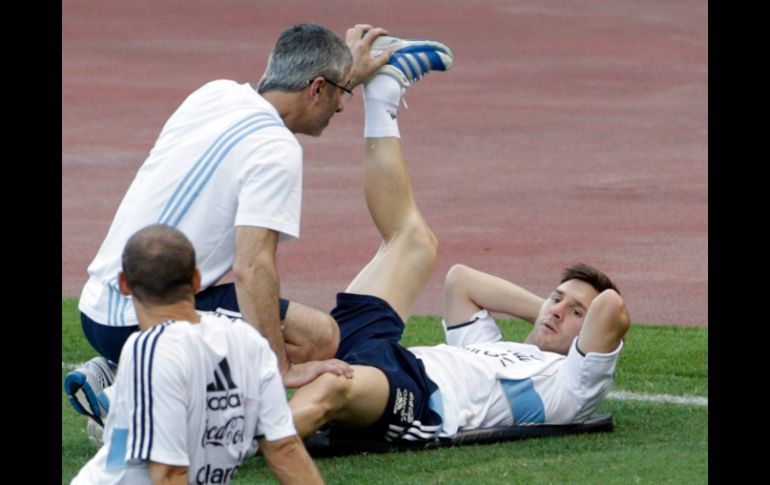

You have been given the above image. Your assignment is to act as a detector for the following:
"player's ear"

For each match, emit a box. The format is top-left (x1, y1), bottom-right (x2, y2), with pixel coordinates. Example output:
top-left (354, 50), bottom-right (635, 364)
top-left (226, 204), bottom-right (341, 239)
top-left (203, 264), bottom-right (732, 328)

top-left (307, 76), bottom-right (324, 103)
top-left (192, 268), bottom-right (202, 294)
top-left (118, 271), bottom-right (131, 296)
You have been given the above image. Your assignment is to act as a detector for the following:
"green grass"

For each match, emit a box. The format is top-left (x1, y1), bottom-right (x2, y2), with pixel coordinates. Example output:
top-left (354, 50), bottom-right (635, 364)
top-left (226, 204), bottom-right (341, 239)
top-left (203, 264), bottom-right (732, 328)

top-left (62, 299), bottom-right (707, 484)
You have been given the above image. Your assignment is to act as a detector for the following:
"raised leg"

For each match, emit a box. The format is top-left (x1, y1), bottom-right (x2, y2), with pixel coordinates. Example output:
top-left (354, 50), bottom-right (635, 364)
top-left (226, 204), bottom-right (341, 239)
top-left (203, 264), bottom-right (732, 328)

top-left (344, 137), bottom-right (438, 322)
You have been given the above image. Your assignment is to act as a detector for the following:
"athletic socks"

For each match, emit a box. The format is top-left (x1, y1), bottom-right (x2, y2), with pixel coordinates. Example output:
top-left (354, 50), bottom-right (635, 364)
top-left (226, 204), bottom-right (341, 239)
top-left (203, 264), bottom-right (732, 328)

top-left (363, 74), bottom-right (406, 139)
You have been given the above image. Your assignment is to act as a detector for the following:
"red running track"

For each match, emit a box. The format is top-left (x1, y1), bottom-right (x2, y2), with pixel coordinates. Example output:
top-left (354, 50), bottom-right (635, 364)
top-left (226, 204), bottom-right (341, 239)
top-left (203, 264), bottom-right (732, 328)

top-left (62, 0), bottom-right (708, 325)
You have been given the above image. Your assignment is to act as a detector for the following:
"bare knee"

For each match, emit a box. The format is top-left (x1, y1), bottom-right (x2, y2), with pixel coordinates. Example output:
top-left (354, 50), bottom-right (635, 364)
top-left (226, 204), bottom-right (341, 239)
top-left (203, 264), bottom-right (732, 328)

top-left (285, 306), bottom-right (340, 363)
top-left (308, 372), bottom-right (353, 420)
top-left (401, 220), bottom-right (438, 270)
top-left (290, 372), bottom-right (353, 438)
top-left (311, 313), bottom-right (340, 360)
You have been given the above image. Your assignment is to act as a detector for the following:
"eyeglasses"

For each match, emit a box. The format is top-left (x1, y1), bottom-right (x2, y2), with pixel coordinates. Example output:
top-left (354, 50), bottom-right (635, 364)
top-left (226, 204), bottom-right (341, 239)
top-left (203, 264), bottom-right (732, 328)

top-left (309, 77), bottom-right (354, 103)
top-left (323, 78), bottom-right (354, 102)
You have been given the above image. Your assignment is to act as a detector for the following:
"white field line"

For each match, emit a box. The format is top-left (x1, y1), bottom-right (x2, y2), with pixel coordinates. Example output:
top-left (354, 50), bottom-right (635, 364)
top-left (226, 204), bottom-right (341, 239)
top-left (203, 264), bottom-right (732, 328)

top-left (62, 362), bottom-right (707, 406)
top-left (607, 390), bottom-right (707, 407)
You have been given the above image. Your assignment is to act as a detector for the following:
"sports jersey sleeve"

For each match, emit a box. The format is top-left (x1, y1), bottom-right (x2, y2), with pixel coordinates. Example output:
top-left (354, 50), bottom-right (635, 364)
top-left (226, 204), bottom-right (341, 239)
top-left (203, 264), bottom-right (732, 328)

top-left (549, 337), bottom-right (624, 423)
top-left (236, 133), bottom-right (303, 241)
top-left (444, 309), bottom-right (503, 347)
top-left (123, 325), bottom-right (191, 467)
top-left (253, 340), bottom-right (297, 442)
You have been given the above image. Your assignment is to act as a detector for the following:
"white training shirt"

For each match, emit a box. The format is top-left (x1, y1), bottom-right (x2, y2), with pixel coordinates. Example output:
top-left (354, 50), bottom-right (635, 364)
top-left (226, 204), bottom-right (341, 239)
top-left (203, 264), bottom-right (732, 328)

top-left (71, 312), bottom-right (297, 485)
top-left (79, 80), bottom-right (303, 326)
top-left (410, 310), bottom-right (622, 437)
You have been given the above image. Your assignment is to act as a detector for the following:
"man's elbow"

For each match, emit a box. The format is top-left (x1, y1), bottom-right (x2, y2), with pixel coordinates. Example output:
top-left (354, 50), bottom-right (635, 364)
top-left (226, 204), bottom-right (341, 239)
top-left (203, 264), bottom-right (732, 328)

top-left (148, 462), bottom-right (188, 485)
top-left (233, 254), bottom-right (277, 285)
top-left (596, 290), bottom-right (630, 338)
top-left (444, 264), bottom-right (481, 311)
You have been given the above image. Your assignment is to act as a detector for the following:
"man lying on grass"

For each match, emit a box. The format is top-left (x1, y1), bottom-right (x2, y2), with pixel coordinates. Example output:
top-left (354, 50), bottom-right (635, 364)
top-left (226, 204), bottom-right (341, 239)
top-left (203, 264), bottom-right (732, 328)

top-left (286, 62), bottom-right (631, 445)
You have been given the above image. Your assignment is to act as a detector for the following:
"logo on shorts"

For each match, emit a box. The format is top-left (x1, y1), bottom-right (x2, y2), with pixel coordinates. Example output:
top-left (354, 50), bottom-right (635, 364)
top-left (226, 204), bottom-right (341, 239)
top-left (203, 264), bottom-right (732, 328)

top-left (393, 388), bottom-right (415, 423)
top-left (387, 109), bottom-right (397, 120)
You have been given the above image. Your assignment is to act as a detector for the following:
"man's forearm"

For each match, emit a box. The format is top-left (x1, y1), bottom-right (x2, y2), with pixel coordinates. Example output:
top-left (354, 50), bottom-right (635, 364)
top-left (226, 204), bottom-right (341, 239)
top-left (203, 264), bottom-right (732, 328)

top-left (233, 226), bottom-right (289, 374)
top-left (261, 435), bottom-right (324, 485)
top-left (577, 290), bottom-right (630, 354)
top-left (234, 258), bottom-right (289, 373)
top-left (444, 264), bottom-right (544, 325)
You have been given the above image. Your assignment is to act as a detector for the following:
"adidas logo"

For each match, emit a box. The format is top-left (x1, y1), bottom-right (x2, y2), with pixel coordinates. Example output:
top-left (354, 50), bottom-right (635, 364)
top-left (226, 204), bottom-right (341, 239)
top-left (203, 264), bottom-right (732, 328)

top-left (207, 358), bottom-right (237, 392)
top-left (206, 359), bottom-right (242, 411)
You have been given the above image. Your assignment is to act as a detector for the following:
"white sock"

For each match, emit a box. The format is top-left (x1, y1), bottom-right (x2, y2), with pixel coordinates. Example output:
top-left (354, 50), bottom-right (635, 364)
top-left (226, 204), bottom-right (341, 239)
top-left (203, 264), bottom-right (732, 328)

top-left (364, 74), bottom-right (405, 138)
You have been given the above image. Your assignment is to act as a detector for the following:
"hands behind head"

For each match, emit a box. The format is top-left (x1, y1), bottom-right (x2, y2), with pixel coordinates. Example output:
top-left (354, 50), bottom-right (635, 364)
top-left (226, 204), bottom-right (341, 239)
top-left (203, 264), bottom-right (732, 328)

top-left (344, 24), bottom-right (391, 89)
top-left (282, 358), bottom-right (354, 389)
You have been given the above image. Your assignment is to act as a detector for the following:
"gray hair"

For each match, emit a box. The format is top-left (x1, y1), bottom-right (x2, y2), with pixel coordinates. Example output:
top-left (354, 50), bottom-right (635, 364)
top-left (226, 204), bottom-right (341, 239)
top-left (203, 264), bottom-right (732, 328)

top-left (258, 24), bottom-right (352, 94)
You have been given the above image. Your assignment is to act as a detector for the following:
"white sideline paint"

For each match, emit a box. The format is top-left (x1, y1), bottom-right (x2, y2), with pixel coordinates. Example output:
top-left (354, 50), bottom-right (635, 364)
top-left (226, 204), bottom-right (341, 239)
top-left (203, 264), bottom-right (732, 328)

top-left (62, 361), bottom-right (707, 406)
top-left (608, 390), bottom-right (708, 407)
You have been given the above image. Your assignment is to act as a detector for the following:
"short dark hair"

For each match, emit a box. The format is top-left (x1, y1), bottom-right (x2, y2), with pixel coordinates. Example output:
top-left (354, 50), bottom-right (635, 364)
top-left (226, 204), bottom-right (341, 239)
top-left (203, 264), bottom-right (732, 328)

top-left (121, 224), bottom-right (196, 305)
top-left (560, 263), bottom-right (620, 295)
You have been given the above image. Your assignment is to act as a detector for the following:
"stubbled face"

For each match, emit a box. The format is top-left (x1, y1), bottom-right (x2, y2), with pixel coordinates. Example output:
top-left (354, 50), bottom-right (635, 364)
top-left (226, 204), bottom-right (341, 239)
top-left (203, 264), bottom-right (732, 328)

top-left (525, 279), bottom-right (599, 355)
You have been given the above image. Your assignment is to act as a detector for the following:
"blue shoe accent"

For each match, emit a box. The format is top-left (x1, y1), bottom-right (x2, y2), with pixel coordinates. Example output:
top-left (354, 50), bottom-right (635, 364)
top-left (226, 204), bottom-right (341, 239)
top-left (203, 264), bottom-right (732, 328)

top-left (64, 371), bottom-right (88, 414)
top-left (392, 43), bottom-right (450, 55)
top-left (64, 357), bottom-right (114, 426)
top-left (370, 35), bottom-right (454, 87)
top-left (423, 50), bottom-right (449, 70)
top-left (97, 391), bottom-right (111, 414)
top-left (65, 370), bottom-right (106, 422)
top-left (63, 370), bottom-right (85, 395)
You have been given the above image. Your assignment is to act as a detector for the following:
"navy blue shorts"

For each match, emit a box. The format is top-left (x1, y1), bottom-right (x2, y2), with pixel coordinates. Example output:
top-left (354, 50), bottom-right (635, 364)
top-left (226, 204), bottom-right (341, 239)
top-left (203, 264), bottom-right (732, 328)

top-left (332, 293), bottom-right (443, 443)
top-left (81, 283), bottom-right (289, 363)
top-left (194, 283), bottom-right (289, 319)
top-left (80, 313), bottom-right (138, 364)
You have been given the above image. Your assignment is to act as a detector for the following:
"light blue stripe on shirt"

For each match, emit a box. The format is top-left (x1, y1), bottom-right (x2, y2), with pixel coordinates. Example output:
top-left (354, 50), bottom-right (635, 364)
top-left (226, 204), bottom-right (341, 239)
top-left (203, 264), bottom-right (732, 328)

top-left (108, 280), bottom-right (126, 326)
top-left (106, 428), bottom-right (131, 469)
top-left (167, 118), bottom-right (282, 227)
top-left (500, 378), bottom-right (545, 424)
top-left (108, 282), bottom-right (120, 326)
top-left (428, 389), bottom-right (444, 422)
top-left (157, 113), bottom-right (268, 224)
top-left (158, 114), bottom-right (281, 227)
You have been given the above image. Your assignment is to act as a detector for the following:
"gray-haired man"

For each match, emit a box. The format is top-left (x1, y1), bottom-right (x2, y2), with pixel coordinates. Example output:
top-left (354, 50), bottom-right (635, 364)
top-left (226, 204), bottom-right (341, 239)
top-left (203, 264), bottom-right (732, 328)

top-left (66, 24), bottom-right (392, 429)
